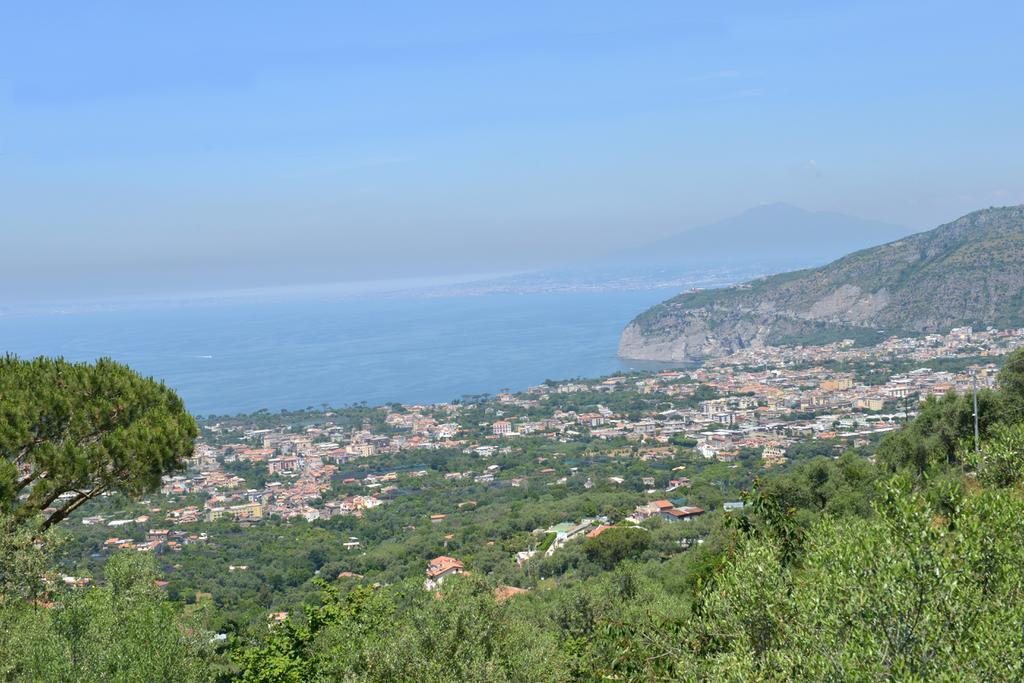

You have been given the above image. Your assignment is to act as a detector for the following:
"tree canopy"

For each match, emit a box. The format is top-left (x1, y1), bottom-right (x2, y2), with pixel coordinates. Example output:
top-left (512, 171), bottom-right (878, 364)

top-left (1, 552), bottom-right (214, 683)
top-left (0, 356), bottom-right (197, 528)
top-left (876, 346), bottom-right (1024, 474)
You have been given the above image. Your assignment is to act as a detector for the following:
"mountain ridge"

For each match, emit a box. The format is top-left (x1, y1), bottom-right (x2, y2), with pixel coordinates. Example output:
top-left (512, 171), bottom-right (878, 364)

top-left (619, 205), bottom-right (1024, 362)
top-left (607, 203), bottom-right (913, 271)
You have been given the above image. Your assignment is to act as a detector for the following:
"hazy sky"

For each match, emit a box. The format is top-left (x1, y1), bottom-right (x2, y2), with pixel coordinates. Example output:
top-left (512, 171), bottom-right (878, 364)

top-left (3, 2), bottom-right (1023, 301)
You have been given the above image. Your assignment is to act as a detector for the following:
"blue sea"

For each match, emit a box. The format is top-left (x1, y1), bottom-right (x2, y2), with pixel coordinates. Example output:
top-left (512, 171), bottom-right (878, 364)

top-left (0, 286), bottom-right (681, 416)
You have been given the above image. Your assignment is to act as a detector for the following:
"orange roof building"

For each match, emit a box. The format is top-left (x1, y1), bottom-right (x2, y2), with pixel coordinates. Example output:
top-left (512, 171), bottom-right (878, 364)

top-left (426, 555), bottom-right (464, 583)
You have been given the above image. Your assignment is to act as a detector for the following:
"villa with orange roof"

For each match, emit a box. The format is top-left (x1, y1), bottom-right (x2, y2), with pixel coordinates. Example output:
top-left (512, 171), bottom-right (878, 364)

top-left (425, 555), bottom-right (464, 589)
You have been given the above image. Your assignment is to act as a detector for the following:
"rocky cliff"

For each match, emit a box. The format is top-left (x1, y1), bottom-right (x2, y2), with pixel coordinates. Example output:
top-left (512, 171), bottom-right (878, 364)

top-left (619, 205), bottom-right (1024, 362)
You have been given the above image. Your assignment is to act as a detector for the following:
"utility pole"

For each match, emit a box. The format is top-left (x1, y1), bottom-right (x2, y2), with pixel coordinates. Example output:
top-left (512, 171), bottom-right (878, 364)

top-left (973, 372), bottom-right (980, 454)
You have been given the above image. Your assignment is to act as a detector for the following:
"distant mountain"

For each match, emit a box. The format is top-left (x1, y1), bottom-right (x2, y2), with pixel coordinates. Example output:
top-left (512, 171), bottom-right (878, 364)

top-left (619, 205), bottom-right (1024, 362)
top-left (614, 203), bottom-right (913, 270)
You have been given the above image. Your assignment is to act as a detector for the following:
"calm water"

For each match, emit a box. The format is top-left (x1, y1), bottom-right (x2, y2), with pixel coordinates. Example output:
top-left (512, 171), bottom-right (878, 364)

top-left (0, 288), bottom-right (678, 416)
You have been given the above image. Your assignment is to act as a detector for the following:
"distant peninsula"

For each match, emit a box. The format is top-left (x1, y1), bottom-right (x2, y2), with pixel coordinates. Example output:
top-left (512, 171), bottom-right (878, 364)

top-left (619, 205), bottom-right (1024, 362)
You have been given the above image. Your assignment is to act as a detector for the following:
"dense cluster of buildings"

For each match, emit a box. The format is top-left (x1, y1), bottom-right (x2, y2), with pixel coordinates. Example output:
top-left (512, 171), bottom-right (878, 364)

top-left (460, 326), bottom-right (1022, 465)
top-left (71, 325), bottom-right (1021, 573)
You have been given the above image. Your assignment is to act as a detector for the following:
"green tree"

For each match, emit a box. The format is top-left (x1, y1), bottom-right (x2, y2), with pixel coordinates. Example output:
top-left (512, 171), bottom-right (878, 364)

top-left (0, 356), bottom-right (197, 528)
top-left (0, 553), bottom-right (214, 682)
top-left (876, 390), bottom-right (1000, 474)
top-left (584, 527), bottom-right (650, 570)
top-left (0, 513), bottom-right (62, 606)
top-left (685, 474), bottom-right (1024, 680)
top-left (999, 347), bottom-right (1024, 423)
top-left (964, 422), bottom-right (1024, 488)
top-left (234, 577), bottom-right (564, 682)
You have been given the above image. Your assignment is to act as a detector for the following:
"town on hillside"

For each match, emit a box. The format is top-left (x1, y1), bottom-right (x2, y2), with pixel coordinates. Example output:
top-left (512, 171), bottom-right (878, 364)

top-left (55, 325), bottom-right (1023, 619)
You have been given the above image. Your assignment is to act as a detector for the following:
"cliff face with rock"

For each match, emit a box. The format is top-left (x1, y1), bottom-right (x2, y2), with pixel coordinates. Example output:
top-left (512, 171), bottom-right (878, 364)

top-left (619, 206), bottom-right (1024, 362)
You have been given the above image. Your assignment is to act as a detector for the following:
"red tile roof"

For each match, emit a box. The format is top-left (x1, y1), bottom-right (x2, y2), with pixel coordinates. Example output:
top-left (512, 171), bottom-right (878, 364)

top-left (426, 556), bottom-right (464, 579)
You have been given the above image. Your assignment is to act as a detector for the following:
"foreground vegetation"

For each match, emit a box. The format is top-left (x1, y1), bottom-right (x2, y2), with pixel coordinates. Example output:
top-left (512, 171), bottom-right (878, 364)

top-left (2, 350), bottom-right (1024, 681)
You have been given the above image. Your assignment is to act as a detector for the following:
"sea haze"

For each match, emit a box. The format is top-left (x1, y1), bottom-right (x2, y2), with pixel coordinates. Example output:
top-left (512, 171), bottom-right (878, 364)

top-left (0, 285), bottom-right (691, 416)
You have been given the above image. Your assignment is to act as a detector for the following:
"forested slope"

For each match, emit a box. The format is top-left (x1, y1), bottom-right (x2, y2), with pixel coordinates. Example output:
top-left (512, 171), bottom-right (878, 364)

top-left (3, 350), bottom-right (1024, 680)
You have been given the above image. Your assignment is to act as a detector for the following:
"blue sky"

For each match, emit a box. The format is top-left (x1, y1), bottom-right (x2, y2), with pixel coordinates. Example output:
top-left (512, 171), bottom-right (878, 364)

top-left (2, 2), bottom-right (1023, 300)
